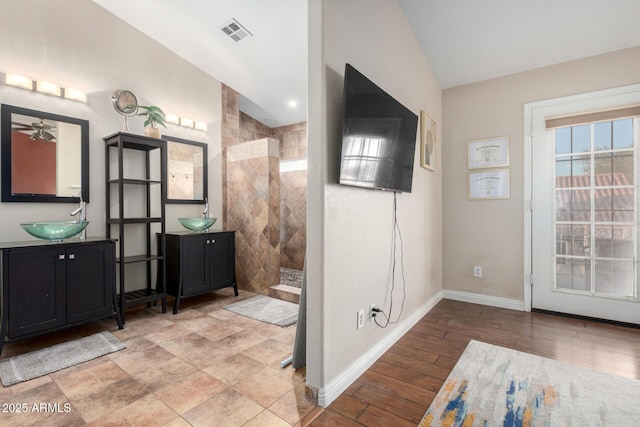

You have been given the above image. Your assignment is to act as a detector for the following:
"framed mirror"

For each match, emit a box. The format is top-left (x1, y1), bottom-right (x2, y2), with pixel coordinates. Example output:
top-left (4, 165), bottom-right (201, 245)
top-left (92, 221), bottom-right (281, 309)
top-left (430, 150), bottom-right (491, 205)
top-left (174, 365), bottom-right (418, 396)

top-left (1, 104), bottom-right (89, 203)
top-left (163, 135), bottom-right (208, 204)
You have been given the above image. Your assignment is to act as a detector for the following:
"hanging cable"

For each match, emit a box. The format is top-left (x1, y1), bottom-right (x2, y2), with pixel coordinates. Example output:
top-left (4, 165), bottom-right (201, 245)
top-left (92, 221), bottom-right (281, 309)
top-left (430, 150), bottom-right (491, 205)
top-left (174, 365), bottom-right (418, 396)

top-left (374, 191), bottom-right (407, 328)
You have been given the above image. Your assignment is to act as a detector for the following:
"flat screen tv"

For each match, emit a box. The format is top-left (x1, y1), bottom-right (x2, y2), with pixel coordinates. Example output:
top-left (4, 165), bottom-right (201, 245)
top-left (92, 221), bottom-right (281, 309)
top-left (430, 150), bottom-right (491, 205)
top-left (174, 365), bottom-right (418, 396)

top-left (338, 63), bottom-right (418, 193)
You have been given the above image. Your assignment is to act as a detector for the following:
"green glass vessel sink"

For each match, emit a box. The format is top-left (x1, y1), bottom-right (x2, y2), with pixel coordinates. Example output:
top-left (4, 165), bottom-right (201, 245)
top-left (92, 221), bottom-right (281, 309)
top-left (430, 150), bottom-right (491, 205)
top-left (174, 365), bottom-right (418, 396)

top-left (178, 217), bottom-right (217, 232)
top-left (20, 220), bottom-right (89, 242)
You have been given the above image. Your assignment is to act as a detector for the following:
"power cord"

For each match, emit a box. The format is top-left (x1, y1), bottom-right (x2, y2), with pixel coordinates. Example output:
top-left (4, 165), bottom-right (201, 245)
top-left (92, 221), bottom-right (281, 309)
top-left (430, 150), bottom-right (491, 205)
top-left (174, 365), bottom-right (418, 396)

top-left (374, 191), bottom-right (407, 328)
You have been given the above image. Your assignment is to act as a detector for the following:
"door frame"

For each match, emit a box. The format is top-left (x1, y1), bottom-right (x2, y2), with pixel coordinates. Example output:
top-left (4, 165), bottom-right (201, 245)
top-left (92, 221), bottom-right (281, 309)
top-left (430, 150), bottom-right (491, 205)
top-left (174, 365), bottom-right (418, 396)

top-left (524, 83), bottom-right (640, 312)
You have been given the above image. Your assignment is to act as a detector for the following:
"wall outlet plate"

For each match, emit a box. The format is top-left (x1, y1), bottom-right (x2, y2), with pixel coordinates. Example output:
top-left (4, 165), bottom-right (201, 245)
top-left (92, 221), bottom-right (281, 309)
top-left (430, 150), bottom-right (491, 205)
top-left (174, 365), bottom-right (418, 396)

top-left (357, 309), bottom-right (365, 330)
top-left (474, 266), bottom-right (482, 277)
top-left (369, 303), bottom-right (376, 322)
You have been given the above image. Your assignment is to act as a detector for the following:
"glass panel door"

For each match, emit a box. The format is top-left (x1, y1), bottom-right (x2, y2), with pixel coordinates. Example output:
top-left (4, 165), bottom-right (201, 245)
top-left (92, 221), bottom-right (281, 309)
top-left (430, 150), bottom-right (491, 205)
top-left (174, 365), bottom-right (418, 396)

top-left (554, 118), bottom-right (636, 299)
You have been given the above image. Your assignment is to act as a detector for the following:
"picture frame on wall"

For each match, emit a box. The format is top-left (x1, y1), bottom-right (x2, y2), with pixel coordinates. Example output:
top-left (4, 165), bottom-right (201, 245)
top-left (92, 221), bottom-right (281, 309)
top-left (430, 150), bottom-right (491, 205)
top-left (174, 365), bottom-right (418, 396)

top-left (468, 168), bottom-right (510, 200)
top-left (467, 136), bottom-right (509, 169)
top-left (420, 110), bottom-right (436, 171)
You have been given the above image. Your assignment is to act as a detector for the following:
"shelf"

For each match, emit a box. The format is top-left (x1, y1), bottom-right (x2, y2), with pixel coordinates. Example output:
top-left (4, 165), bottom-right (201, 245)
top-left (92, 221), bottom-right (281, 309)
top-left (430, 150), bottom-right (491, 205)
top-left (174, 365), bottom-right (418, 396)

top-left (107, 217), bottom-right (163, 224)
top-left (121, 289), bottom-right (164, 307)
top-left (105, 132), bottom-right (167, 323)
top-left (108, 178), bottom-right (162, 185)
top-left (116, 254), bottom-right (163, 264)
top-left (104, 132), bottom-right (165, 151)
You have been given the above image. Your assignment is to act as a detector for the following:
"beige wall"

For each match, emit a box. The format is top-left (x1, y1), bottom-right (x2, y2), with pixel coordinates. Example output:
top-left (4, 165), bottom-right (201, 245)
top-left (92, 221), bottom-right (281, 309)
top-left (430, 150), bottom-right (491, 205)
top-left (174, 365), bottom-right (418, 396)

top-left (0, 0), bottom-right (223, 242)
top-left (442, 46), bottom-right (640, 302)
top-left (307, 0), bottom-right (443, 404)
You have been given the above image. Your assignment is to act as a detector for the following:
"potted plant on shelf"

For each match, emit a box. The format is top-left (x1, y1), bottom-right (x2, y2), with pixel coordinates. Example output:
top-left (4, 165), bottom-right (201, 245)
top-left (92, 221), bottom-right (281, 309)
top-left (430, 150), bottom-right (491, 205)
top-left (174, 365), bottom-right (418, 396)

top-left (138, 105), bottom-right (166, 138)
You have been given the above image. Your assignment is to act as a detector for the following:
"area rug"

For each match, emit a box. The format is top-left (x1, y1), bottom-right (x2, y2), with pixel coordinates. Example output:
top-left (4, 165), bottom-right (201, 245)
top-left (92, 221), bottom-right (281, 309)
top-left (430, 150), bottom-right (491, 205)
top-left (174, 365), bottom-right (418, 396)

top-left (224, 295), bottom-right (298, 327)
top-left (420, 340), bottom-right (640, 426)
top-left (0, 331), bottom-right (125, 387)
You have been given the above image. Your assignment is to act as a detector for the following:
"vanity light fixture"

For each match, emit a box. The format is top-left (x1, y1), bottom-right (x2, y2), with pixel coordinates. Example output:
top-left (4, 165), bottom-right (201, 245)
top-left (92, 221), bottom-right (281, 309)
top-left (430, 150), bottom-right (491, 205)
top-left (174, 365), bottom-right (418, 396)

top-left (36, 81), bottom-right (62, 97)
top-left (194, 121), bottom-right (208, 132)
top-left (164, 112), bottom-right (207, 132)
top-left (5, 73), bottom-right (34, 90)
top-left (4, 72), bottom-right (86, 103)
top-left (165, 113), bottom-right (180, 125)
top-left (64, 88), bottom-right (87, 103)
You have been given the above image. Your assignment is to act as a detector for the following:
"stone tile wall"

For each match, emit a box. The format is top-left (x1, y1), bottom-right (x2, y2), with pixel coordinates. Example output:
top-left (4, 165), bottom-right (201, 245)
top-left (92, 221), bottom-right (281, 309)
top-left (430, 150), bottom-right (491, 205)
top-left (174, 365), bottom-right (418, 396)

top-left (226, 138), bottom-right (280, 293)
top-left (221, 86), bottom-right (307, 295)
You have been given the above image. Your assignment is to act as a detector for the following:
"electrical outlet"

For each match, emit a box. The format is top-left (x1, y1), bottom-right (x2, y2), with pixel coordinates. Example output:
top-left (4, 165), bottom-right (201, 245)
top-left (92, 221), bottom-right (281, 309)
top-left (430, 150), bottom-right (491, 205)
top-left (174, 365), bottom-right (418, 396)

top-left (357, 309), bottom-right (365, 330)
top-left (474, 266), bottom-right (482, 277)
top-left (369, 303), bottom-right (377, 322)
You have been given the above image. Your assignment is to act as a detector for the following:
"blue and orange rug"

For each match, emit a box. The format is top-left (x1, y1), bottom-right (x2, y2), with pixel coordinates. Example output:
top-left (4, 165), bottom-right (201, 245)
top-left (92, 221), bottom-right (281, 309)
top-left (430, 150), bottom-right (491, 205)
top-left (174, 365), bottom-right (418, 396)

top-left (420, 340), bottom-right (640, 426)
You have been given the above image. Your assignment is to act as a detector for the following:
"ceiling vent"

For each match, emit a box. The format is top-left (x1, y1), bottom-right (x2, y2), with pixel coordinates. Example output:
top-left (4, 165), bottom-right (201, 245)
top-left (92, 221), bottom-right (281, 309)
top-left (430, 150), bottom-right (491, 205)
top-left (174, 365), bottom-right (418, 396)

top-left (219, 19), bottom-right (253, 42)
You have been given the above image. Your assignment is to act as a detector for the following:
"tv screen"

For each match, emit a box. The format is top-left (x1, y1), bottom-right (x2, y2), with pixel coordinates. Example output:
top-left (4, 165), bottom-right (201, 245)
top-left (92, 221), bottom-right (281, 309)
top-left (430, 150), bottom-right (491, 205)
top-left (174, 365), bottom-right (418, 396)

top-left (338, 63), bottom-right (418, 193)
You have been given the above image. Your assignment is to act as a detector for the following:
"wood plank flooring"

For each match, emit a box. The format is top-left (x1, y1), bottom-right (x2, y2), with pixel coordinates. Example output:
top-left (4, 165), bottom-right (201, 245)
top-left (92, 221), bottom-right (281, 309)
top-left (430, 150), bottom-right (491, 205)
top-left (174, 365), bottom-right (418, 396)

top-left (307, 299), bottom-right (640, 426)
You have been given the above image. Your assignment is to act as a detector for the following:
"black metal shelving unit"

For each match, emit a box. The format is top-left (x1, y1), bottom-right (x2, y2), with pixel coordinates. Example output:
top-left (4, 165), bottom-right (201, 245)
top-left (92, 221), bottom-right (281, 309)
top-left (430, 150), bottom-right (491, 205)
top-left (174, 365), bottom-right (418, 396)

top-left (104, 132), bottom-right (167, 324)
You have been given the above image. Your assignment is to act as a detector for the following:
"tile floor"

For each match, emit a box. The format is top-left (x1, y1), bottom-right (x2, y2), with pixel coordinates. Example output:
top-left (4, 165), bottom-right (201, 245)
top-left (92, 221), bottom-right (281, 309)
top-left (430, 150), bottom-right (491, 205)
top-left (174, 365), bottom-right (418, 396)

top-left (0, 289), bottom-right (315, 426)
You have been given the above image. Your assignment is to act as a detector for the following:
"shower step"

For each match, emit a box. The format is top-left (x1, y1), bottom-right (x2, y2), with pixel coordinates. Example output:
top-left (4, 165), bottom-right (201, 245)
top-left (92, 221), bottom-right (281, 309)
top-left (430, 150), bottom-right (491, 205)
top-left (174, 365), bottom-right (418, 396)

top-left (269, 284), bottom-right (300, 304)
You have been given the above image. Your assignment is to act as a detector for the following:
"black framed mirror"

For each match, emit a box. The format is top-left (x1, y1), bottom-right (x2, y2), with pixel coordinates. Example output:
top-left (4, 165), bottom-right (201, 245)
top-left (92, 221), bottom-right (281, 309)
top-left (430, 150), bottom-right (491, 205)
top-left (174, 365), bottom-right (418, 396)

top-left (1, 104), bottom-right (89, 203)
top-left (163, 135), bottom-right (208, 204)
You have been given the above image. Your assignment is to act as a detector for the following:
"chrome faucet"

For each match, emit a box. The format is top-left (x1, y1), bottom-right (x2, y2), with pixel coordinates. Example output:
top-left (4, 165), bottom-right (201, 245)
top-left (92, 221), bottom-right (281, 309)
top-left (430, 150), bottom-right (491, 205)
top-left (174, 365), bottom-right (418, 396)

top-left (70, 193), bottom-right (86, 240)
top-left (203, 198), bottom-right (209, 219)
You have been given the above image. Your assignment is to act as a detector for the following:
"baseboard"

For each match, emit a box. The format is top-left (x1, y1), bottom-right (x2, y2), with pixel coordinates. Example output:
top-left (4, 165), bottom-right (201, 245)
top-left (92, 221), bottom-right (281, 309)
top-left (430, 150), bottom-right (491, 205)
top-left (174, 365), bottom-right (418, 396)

top-left (317, 290), bottom-right (444, 407)
top-left (442, 289), bottom-right (524, 311)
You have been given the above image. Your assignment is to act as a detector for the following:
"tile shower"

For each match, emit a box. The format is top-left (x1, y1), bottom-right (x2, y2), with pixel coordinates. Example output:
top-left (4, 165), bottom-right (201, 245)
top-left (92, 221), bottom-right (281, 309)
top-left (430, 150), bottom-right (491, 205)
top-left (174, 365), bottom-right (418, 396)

top-left (222, 85), bottom-right (307, 297)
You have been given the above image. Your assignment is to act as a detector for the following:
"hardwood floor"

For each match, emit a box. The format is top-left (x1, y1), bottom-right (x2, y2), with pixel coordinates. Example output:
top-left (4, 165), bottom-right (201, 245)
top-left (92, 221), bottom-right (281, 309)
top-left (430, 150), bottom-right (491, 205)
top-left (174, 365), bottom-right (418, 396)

top-left (308, 299), bottom-right (640, 426)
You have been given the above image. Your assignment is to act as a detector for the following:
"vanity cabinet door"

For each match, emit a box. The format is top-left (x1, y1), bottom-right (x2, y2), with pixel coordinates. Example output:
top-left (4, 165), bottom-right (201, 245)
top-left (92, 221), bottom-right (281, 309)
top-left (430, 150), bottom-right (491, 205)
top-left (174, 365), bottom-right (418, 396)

top-left (207, 232), bottom-right (235, 291)
top-left (7, 246), bottom-right (66, 338)
top-left (181, 235), bottom-right (209, 297)
top-left (66, 242), bottom-right (115, 324)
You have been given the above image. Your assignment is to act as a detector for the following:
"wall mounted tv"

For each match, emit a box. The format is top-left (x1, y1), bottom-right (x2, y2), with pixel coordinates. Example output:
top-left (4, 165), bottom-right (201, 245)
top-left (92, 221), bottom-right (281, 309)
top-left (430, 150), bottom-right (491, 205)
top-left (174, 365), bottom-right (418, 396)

top-left (338, 63), bottom-right (418, 193)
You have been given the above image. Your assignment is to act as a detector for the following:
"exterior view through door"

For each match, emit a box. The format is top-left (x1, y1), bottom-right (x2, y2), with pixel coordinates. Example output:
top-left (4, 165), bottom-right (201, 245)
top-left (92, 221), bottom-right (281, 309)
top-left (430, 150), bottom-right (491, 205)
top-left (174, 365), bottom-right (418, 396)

top-left (530, 86), bottom-right (640, 324)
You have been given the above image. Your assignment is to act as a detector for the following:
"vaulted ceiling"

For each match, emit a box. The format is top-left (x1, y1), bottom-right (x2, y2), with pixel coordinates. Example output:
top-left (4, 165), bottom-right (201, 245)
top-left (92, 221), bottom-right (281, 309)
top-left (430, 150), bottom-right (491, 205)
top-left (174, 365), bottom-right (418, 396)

top-left (93, 0), bottom-right (640, 126)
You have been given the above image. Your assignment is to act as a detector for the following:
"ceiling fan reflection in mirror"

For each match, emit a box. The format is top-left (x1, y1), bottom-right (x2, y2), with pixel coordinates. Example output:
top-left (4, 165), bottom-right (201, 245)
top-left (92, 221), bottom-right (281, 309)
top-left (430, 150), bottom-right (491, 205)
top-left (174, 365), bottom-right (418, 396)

top-left (12, 119), bottom-right (57, 141)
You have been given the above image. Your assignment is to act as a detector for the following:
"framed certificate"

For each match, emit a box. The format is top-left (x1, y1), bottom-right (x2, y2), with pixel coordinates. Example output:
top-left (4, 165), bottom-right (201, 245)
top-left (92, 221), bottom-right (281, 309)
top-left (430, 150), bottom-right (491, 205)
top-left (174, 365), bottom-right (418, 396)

top-left (467, 136), bottom-right (509, 169)
top-left (468, 169), bottom-right (510, 200)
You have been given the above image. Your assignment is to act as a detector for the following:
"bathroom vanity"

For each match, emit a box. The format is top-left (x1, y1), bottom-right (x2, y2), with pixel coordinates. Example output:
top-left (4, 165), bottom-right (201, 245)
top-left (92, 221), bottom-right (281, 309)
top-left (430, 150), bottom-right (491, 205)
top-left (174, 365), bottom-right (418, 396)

top-left (163, 230), bottom-right (238, 313)
top-left (0, 238), bottom-right (122, 355)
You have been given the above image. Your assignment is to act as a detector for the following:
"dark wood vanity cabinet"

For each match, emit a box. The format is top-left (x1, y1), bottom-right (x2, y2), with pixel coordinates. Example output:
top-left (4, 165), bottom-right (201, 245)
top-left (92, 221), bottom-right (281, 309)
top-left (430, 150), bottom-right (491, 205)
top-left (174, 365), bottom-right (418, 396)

top-left (164, 231), bottom-right (238, 313)
top-left (0, 239), bottom-right (121, 353)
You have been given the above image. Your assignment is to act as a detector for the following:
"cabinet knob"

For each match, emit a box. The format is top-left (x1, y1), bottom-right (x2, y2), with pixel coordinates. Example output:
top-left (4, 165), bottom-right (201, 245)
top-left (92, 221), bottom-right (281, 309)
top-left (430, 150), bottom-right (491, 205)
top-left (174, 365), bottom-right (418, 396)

top-left (206, 240), bottom-right (210, 244)
top-left (211, 240), bottom-right (216, 244)
top-left (69, 254), bottom-right (75, 260)
top-left (59, 254), bottom-right (65, 260)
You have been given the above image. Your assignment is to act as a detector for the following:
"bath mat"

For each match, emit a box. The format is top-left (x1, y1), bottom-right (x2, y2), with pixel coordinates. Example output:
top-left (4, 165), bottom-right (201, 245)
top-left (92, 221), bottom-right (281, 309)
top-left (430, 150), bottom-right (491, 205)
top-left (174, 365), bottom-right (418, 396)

top-left (224, 295), bottom-right (298, 327)
top-left (420, 340), bottom-right (640, 426)
top-left (0, 331), bottom-right (126, 387)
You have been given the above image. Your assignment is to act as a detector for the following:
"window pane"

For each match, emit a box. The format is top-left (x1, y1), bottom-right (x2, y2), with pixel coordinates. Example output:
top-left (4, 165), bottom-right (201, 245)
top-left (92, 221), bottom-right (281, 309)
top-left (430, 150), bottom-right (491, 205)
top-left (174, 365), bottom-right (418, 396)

top-left (572, 125), bottom-right (591, 153)
top-left (594, 121), bottom-right (612, 151)
top-left (594, 225), bottom-right (634, 259)
top-left (556, 224), bottom-right (588, 257)
top-left (593, 190), bottom-right (612, 222)
top-left (594, 153), bottom-right (612, 185)
top-left (555, 127), bottom-right (571, 155)
top-left (594, 260), bottom-right (634, 296)
top-left (612, 152), bottom-right (634, 184)
top-left (556, 259), bottom-right (590, 291)
top-left (556, 189), bottom-right (590, 221)
top-left (613, 188), bottom-right (634, 222)
top-left (570, 155), bottom-right (590, 187)
top-left (613, 119), bottom-right (633, 149)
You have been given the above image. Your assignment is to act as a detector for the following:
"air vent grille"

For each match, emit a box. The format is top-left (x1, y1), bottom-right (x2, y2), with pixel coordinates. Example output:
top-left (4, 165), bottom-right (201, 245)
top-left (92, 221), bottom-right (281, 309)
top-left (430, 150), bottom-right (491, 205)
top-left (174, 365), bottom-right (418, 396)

top-left (219, 19), bottom-right (252, 42)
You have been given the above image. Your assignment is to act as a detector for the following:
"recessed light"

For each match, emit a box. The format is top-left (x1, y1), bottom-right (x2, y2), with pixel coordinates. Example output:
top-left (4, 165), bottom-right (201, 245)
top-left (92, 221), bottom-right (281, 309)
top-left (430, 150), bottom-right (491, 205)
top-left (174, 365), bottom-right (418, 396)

top-left (288, 100), bottom-right (297, 109)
